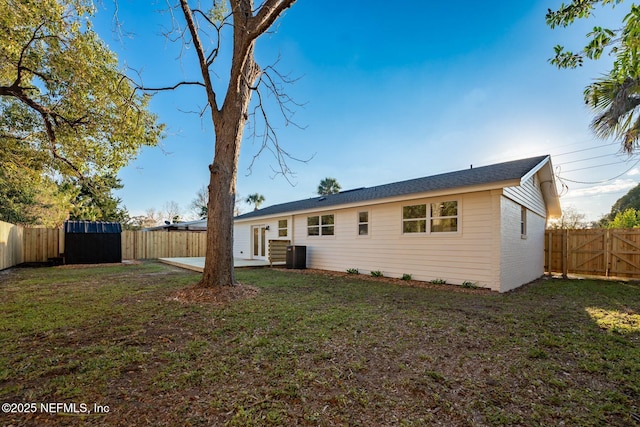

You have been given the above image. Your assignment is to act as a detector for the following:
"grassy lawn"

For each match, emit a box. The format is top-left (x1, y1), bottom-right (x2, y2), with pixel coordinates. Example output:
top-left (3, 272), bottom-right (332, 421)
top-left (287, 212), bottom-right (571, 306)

top-left (0, 262), bottom-right (639, 426)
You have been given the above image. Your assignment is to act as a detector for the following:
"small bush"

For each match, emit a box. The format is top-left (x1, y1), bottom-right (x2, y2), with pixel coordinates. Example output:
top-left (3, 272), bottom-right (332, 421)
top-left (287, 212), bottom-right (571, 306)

top-left (430, 278), bottom-right (447, 284)
top-left (461, 281), bottom-right (479, 289)
top-left (346, 268), bottom-right (359, 275)
top-left (401, 274), bottom-right (412, 281)
top-left (371, 270), bottom-right (383, 277)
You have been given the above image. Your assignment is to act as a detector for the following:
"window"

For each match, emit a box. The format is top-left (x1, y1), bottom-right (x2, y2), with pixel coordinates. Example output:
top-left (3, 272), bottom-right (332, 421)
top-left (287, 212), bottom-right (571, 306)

top-left (521, 206), bottom-right (527, 237)
top-left (358, 211), bottom-right (369, 236)
top-left (403, 204), bottom-right (427, 233)
top-left (430, 201), bottom-right (458, 232)
top-left (278, 219), bottom-right (288, 237)
top-left (307, 214), bottom-right (334, 236)
top-left (403, 200), bottom-right (458, 234)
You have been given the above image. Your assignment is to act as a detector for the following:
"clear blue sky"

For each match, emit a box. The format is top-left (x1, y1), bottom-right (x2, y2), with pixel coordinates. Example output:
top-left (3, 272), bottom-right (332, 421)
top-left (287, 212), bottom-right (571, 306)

top-left (93, 1), bottom-right (636, 222)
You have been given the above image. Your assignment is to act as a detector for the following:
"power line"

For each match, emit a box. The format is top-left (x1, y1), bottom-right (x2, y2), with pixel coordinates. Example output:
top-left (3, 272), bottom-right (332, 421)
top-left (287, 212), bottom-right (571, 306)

top-left (555, 153), bottom-right (622, 166)
top-left (552, 141), bottom-right (619, 157)
top-left (561, 159), bottom-right (639, 173)
top-left (556, 158), bottom-right (640, 184)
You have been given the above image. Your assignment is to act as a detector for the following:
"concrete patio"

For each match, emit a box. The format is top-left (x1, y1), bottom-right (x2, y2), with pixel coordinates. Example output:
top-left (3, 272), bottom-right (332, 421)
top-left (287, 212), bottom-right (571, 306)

top-left (159, 257), bottom-right (271, 273)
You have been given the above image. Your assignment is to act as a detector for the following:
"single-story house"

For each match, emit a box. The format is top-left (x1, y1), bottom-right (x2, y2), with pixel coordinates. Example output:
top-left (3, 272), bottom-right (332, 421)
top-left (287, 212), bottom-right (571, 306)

top-left (233, 155), bottom-right (561, 292)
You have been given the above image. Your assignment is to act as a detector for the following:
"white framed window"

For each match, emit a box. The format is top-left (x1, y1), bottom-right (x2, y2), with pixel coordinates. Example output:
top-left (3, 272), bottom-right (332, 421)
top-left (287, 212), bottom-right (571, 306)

top-left (403, 204), bottom-right (427, 233)
top-left (307, 214), bottom-right (334, 236)
top-left (521, 206), bottom-right (527, 238)
top-left (358, 211), bottom-right (369, 236)
top-left (403, 200), bottom-right (458, 234)
top-left (278, 219), bottom-right (288, 237)
top-left (430, 201), bottom-right (458, 233)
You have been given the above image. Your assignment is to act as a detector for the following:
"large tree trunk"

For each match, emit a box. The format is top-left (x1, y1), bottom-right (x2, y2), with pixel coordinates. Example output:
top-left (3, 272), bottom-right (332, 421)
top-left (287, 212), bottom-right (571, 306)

top-left (182, 0), bottom-right (296, 288)
top-left (199, 133), bottom-right (241, 287)
top-left (198, 50), bottom-right (259, 288)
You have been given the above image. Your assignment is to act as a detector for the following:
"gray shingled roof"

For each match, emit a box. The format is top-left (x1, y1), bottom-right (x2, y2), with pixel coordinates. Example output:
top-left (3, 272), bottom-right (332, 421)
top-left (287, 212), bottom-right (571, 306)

top-left (235, 155), bottom-right (550, 220)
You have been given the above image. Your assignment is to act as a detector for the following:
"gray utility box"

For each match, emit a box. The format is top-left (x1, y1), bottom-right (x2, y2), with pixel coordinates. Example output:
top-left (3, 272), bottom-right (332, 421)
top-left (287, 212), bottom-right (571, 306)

top-left (286, 245), bottom-right (306, 269)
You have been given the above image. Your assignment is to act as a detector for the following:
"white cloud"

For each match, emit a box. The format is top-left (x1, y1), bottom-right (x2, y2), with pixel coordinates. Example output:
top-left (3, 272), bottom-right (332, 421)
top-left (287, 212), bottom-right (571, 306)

top-left (627, 168), bottom-right (640, 176)
top-left (564, 179), bottom-right (637, 198)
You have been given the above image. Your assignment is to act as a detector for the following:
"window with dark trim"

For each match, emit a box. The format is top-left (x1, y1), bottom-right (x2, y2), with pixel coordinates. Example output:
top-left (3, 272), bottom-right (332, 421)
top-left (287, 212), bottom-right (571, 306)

top-left (521, 206), bottom-right (527, 237)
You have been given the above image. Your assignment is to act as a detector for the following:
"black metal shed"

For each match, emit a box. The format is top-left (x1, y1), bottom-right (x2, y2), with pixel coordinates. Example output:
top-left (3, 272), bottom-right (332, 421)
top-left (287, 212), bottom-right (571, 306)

top-left (64, 221), bottom-right (122, 264)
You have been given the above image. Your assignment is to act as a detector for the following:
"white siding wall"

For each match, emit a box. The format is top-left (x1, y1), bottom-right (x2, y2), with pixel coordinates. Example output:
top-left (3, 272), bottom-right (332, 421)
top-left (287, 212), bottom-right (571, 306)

top-left (233, 217), bottom-right (292, 259)
top-left (233, 223), bottom-right (251, 258)
top-left (290, 191), bottom-right (500, 288)
top-left (499, 188), bottom-right (546, 292)
top-left (503, 175), bottom-right (546, 217)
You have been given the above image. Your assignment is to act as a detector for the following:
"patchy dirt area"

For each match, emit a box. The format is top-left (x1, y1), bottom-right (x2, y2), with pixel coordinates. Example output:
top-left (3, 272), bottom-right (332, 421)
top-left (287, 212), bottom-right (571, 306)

top-left (170, 283), bottom-right (260, 305)
top-left (279, 267), bottom-right (495, 294)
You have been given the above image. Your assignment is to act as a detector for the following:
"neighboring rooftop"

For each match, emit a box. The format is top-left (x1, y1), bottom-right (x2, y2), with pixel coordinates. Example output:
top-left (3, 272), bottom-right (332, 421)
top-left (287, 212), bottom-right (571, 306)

top-left (235, 155), bottom-right (554, 220)
top-left (144, 219), bottom-right (207, 232)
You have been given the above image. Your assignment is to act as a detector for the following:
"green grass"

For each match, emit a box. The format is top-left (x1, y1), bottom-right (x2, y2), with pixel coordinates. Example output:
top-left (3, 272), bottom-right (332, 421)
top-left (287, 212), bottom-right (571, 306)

top-left (0, 263), bottom-right (639, 426)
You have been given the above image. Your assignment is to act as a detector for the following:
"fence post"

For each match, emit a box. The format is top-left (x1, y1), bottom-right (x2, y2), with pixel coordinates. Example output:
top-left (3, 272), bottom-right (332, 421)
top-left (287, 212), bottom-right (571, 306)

top-left (547, 230), bottom-right (553, 275)
top-left (562, 229), bottom-right (568, 278)
top-left (605, 228), bottom-right (611, 277)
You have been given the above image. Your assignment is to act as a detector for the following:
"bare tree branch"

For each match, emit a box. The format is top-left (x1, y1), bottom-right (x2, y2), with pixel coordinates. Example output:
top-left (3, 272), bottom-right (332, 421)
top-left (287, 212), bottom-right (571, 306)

top-left (179, 0), bottom-right (221, 117)
top-left (136, 81), bottom-right (207, 92)
top-left (243, 60), bottom-right (313, 182)
top-left (249, 0), bottom-right (296, 41)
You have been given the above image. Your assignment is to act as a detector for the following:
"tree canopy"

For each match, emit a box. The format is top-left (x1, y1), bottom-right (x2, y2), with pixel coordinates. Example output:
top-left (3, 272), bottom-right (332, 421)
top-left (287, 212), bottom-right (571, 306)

top-left (547, 1), bottom-right (640, 152)
top-left (606, 208), bottom-right (640, 228)
top-left (0, 0), bottom-right (163, 225)
top-left (317, 177), bottom-right (341, 195)
top-left (546, 205), bottom-right (589, 229)
top-left (596, 182), bottom-right (640, 226)
top-left (246, 193), bottom-right (266, 211)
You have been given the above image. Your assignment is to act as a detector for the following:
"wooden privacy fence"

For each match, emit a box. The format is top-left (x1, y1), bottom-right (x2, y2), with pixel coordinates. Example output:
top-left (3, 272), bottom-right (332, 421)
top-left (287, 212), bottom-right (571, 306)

top-left (0, 222), bottom-right (208, 269)
top-left (121, 230), bottom-right (207, 260)
top-left (1, 221), bottom-right (24, 270)
top-left (546, 229), bottom-right (640, 278)
top-left (1, 222), bottom-right (63, 267)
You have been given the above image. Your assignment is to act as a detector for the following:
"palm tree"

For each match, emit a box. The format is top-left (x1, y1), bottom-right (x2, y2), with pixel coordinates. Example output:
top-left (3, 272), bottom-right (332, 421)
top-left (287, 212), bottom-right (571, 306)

top-left (317, 177), bottom-right (341, 195)
top-left (586, 76), bottom-right (640, 153)
top-left (245, 193), bottom-right (265, 211)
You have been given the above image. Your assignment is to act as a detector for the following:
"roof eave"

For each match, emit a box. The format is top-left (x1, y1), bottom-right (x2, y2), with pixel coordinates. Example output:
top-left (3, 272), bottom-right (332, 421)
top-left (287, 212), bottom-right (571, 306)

top-left (520, 155), bottom-right (550, 184)
top-left (532, 156), bottom-right (562, 218)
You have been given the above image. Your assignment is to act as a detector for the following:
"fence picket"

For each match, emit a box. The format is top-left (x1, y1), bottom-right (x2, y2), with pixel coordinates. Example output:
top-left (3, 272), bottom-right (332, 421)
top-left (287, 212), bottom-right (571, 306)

top-left (546, 228), bottom-right (640, 278)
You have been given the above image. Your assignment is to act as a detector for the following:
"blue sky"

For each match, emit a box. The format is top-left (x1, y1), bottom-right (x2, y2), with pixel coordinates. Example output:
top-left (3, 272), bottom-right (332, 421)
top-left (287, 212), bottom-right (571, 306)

top-left (93, 1), bottom-right (637, 222)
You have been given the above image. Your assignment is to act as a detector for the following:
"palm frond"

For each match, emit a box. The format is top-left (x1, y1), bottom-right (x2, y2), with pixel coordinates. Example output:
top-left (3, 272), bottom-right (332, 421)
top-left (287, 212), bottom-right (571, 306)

top-left (587, 76), bottom-right (640, 151)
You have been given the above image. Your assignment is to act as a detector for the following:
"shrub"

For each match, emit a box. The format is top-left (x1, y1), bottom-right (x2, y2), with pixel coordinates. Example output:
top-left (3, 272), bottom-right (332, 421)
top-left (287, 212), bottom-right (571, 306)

top-left (371, 270), bottom-right (383, 277)
top-left (346, 268), bottom-right (359, 275)
top-left (430, 278), bottom-right (447, 284)
top-left (461, 281), bottom-right (479, 289)
top-left (401, 274), bottom-right (412, 281)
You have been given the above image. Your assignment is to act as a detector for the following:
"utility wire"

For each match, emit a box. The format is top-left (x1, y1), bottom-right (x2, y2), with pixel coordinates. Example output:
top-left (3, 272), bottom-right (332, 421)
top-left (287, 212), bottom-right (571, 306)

top-left (555, 153), bottom-right (622, 166)
top-left (561, 158), bottom-right (639, 173)
top-left (552, 141), bottom-right (619, 157)
top-left (556, 158), bottom-right (640, 184)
